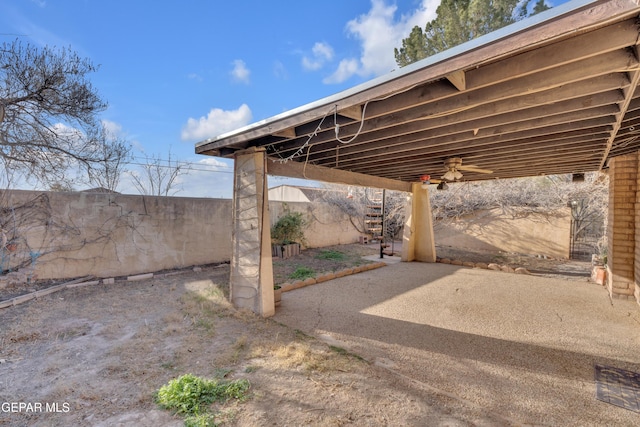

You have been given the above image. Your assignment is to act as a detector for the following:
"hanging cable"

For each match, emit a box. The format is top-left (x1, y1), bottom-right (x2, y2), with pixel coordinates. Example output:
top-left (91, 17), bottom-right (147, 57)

top-left (271, 106), bottom-right (333, 164)
top-left (334, 100), bottom-right (371, 144)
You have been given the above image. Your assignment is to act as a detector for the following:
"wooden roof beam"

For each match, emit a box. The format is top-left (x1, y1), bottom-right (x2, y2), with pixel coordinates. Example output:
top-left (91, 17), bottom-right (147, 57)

top-left (600, 50), bottom-right (640, 169)
top-left (273, 127), bottom-right (297, 139)
top-left (281, 76), bottom-right (626, 160)
top-left (352, 142), bottom-right (608, 177)
top-left (266, 157), bottom-right (411, 192)
top-left (271, 50), bottom-right (633, 157)
top-left (339, 126), bottom-right (612, 172)
top-left (316, 114), bottom-right (615, 167)
top-left (337, 105), bottom-right (362, 121)
top-left (445, 70), bottom-right (466, 91)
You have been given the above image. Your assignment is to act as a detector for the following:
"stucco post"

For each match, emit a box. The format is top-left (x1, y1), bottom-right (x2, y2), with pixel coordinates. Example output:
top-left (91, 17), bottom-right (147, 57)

top-left (230, 148), bottom-right (275, 317)
top-left (401, 182), bottom-right (436, 262)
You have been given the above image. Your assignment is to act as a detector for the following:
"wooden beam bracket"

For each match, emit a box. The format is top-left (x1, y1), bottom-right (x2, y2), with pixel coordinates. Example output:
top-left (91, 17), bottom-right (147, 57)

top-left (445, 70), bottom-right (466, 91)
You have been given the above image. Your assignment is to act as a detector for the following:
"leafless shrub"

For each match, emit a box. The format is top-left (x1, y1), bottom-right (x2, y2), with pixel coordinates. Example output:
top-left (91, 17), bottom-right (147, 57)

top-left (129, 150), bottom-right (186, 197)
top-left (319, 173), bottom-right (608, 251)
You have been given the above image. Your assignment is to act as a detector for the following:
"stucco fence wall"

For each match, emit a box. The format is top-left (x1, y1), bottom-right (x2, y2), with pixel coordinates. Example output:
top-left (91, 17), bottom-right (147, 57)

top-left (0, 190), bottom-right (234, 280)
top-left (0, 190), bottom-right (571, 281)
top-left (434, 207), bottom-right (571, 259)
top-left (0, 190), bottom-right (362, 280)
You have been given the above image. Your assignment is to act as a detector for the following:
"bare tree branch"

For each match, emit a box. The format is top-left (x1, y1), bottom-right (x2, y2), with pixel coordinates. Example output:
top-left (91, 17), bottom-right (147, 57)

top-left (0, 40), bottom-right (128, 186)
top-left (129, 150), bottom-right (186, 197)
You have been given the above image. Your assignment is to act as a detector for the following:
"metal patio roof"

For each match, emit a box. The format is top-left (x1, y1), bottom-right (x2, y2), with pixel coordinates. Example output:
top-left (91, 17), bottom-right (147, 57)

top-left (196, 0), bottom-right (640, 186)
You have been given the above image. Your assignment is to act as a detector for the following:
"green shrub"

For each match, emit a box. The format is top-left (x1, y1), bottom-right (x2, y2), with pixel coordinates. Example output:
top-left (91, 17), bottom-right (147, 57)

top-left (184, 413), bottom-right (217, 427)
top-left (271, 210), bottom-right (307, 245)
top-left (288, 266), bottom-right (315, 280)
top-left (315, 250), bottom-right (345, 261)
top-left (155, 373), bottom-right (250, 418)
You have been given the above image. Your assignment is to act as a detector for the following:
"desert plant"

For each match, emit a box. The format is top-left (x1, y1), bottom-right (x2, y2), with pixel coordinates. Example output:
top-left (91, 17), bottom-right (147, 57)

top-left (271, 210), bottom-right (307, 245)
top-left (155, 373), bottom-right (250, 424)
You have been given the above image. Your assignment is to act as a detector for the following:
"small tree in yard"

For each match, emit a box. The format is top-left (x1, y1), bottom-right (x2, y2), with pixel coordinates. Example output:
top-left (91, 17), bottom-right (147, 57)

top-left (0, 40), bottom-right (134, 275)
top-left (271, 210), bottom-right (307, 245)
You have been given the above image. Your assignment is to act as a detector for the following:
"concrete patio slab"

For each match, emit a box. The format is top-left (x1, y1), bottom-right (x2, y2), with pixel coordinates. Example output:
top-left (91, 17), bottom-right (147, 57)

top-left (363, 254), bottom-right (402, 264)
top-left (274, 262), bottom-right (640, 426)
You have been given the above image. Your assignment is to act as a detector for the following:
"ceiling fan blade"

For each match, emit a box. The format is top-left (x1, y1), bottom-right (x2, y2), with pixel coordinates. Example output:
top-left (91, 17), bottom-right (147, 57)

top-left (458, 165), bottom-right (493, 174)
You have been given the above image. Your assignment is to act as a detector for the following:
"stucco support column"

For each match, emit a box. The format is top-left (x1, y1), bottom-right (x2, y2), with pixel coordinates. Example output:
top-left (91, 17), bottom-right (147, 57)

top-left (230, 148), bottom-right (275, 317)
top-left (401, 182), bottom-right (436, 262)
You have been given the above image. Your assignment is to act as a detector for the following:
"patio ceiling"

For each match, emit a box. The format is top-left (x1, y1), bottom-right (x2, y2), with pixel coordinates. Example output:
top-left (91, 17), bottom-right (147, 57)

top-left (196, 0), bottom-right (640, 188)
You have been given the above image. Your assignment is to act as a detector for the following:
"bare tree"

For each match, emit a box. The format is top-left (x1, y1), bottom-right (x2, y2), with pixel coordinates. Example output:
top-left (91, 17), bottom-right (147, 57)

top-left (129, 150), bottom-right (186, 197)
top-left (430, 173), bottom-right (609, 256)
top-left (48, 181), bottom-right (75, 192)
top-left (319, 184), bottom-right (407, 241)
top-left (430, 174), bottom-right (607, 219)
top-left (0, 40), bottom-right (125, 186)
top-left (86, 124), bottom-right (132, 191)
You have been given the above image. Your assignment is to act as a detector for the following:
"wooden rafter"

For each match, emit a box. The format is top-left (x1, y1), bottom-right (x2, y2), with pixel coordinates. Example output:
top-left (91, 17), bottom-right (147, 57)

top-left (600, 69), bottom-right (640, 169)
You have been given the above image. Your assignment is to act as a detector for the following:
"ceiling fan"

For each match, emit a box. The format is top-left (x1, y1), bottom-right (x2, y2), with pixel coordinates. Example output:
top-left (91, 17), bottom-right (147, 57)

top-left (441, 157), bottom-right (493, 181)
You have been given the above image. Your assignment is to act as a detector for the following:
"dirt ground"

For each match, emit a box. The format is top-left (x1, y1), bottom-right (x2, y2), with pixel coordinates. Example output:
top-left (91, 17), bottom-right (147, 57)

top-left (0, 244), bottom-right (594, 426)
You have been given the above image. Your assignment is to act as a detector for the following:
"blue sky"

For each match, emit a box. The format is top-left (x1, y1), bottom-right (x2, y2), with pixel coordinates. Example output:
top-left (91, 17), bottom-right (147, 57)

top-left (0, 0), bottom-right (561, 198)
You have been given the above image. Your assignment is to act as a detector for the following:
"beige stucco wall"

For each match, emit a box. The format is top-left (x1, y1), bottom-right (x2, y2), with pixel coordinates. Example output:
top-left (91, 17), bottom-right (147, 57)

top-left (1, 189), bottom-right (569, 281)
top-left (0, 190), bottom-right (361, 280)
top-left (0, 190), bottom-right (233, 280)
top-left (434, 207), bottom-right (571, 259)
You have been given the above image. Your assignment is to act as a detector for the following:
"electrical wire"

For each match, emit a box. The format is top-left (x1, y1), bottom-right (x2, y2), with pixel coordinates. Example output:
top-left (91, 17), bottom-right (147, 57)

top-left (271, 106), bottom-right (334, 164)
top-left (334, 101), bottom-right (370, 144)
top-left (269, 79), bottom-right (433, 163)
top-left (125, 160), bottom-right (234, 173)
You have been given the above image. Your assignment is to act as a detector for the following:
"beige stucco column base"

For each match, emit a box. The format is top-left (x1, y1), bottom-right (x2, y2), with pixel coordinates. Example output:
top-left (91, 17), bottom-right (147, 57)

top-left (230, 148), bottom-right (275, 317)
top-left (401, 182), bottom-right (436, 262)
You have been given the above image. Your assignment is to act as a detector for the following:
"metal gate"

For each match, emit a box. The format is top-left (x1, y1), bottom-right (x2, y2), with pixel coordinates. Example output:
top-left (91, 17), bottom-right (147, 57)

top-left (569, 199), bottom-right (604, 260)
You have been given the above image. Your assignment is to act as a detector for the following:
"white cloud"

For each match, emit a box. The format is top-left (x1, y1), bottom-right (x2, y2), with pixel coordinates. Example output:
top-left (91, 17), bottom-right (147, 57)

top-left (181, 104), bottom-right (253, 141)
top-left (325, 0), bottom-right (438, 84)
top-left (172, 157), bottom-right (235, 198)
top-left (230, 59), bottom-right (250, 84)
top-left (101, 119), bottom-right (123, 136)
top-left (323, 59), bottom-right (360, 84)
top-left (51, 122), bottom-right (83, 140)
top-left (302, 42), bottom-right (334, 71)
top-left (187, 72), bottom-right (203, 82)
top-left (197, 157), bottom-right (229, 169)
top-left (273, 60), bottom-right (288, 79)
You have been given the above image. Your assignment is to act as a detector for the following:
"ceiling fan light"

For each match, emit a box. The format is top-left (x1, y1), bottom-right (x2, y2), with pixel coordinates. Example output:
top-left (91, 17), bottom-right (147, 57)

top-left (442, 170), bottom-right (455, 181)
top-left (453, 170), bottom-right (463, 180)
